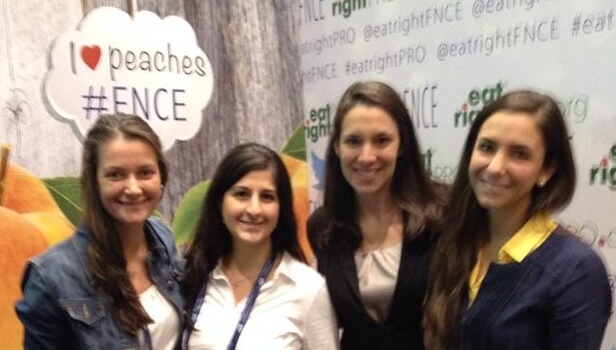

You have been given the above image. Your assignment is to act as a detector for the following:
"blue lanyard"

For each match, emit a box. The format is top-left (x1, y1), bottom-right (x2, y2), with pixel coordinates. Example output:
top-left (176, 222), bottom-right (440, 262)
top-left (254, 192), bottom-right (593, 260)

top-left (226, 253), bottom-right (275, 350)
top-left (183, 253), bottom-right (276, 350)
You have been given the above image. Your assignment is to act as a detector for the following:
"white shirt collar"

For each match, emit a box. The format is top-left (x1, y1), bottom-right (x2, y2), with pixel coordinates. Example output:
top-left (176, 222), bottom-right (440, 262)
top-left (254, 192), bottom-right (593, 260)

top-left (210, 252), bottom-right (299, 285)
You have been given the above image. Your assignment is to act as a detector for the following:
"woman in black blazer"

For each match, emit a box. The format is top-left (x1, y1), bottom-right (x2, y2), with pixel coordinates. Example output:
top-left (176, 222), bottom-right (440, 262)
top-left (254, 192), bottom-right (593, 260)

top-left (307, 81), bottom-right (447, 350)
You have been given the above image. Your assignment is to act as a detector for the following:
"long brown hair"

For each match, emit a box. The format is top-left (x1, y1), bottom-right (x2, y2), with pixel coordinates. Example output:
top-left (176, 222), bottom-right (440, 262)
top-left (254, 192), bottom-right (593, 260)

top-left (81, 113), bottom-right (168, 335)
top-left (423, 90), bottom-right (576, 350)
top-left (320, 80), bottom-right (446, 249)
top-left (183, 143), bottom-right (306, 319)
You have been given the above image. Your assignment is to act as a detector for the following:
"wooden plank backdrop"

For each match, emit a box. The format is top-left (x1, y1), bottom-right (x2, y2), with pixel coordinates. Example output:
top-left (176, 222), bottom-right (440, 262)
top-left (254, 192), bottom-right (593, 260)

top-left (0, 0), bottom-right (303, 220)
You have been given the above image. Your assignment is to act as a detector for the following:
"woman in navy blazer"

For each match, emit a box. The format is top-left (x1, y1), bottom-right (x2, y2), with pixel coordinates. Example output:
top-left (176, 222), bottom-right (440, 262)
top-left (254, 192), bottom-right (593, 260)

top-left (423, 90), bottom-right (611, 350)
top-left (307, 81), bottom-right (447, 350)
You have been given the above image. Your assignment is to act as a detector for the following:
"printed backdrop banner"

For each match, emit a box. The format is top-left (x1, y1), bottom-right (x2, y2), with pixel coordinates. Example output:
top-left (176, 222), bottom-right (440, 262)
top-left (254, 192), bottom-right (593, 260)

top-left (300, 0), bottom-right (616, 347)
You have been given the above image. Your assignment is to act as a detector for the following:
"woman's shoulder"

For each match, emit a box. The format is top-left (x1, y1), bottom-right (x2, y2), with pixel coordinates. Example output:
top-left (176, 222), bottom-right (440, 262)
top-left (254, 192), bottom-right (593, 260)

top-left (537, 226), bottom-right (609, 280)
top-left (22, 229), bottom-right (91, 296)
top-left (536, 226), bottom-right (611, 321)
top-left (145, 217), bottom-right (177, 251)
top-left (146, 216), bottom-right (174, 237)
top-left (546, 226), bottom-right (603, 260)
top-left (280, 253), bottom-right (325, 287)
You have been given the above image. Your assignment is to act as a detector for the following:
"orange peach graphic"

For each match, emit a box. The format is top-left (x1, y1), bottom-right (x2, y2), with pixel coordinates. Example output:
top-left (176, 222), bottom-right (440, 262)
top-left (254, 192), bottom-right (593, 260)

top-left (0, 208), bottom-right (49, 349)
top-left (3, 163), bottom-right (61, 214)
top-left (0, 162), bottom-right (75, 349)
top-left (280, 154), bottom-right (309, 188)
top-left (280, 155), bottom-right (313, 262)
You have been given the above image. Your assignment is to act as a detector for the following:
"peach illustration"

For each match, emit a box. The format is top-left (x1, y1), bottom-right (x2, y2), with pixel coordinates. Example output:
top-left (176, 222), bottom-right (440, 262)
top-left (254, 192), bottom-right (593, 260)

top-left (2, 163), bottom-right (61, 214)
top-left (280, 155), bottom-right (313, 261)
top-left (0, 162), bottom-right (75, 349)
top-left (280, 154), bottom-right (309, 188)
top-left (21, 212), bottom-right (75, 246)
top-left (291, 186), bottom-right (313, 262)
top-left (0, 208), bottom-right (49, 349)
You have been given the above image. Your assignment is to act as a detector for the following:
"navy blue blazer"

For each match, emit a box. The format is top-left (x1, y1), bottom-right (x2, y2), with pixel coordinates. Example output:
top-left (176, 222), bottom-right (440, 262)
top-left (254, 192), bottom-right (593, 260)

top-left (457, 227), bottom-right (611, 350)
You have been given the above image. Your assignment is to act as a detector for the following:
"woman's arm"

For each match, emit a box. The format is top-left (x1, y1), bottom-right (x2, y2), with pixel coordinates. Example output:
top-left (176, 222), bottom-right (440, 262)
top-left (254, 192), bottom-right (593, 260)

top-left (302, 283), bottom-right (340, 350)
top-left (547, 249), bottom-right (612, 350)
top-left (15, 263), bottom-right (70, 350)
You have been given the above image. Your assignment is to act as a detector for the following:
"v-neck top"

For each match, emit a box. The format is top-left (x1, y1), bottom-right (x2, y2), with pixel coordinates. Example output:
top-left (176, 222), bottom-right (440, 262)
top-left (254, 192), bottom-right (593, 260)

top-left (138, 284), bottom-right (180, 350)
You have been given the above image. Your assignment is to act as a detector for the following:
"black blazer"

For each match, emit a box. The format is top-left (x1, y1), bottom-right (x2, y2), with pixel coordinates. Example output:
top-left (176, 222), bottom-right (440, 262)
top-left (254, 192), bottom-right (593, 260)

top-left (307, 207), bottom-right (433, 350)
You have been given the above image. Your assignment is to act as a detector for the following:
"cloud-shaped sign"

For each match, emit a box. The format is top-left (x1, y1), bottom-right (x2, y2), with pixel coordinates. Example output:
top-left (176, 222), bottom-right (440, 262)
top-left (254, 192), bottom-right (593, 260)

top-left (44, 6), bottom-right (214, 150)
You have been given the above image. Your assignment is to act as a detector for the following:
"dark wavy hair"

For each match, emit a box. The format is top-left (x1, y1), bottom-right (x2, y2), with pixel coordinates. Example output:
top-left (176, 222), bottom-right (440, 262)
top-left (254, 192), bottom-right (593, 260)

top-left (319, 80), bottom-right (447, 249)
top-left (81, 113), bottom-right (168, 335)
top-left (423, 90), bottom-right (576, 350)
top-left (183, 143), bottom-right (306, 316)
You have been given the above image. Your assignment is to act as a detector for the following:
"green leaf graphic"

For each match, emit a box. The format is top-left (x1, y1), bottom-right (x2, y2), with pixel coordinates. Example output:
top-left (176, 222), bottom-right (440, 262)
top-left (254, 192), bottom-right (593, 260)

top-left (172, 180), bottom-right (210, 247)
top-left (43, 176), bottom-right (165, 226)
top-left (43, 177), bottom-right (83, 226)
top-left (281, 122), bottom-right (306, 160)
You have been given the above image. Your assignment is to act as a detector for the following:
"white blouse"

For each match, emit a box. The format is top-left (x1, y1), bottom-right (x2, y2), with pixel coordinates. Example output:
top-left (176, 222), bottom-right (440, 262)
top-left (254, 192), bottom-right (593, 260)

top-left (354, 243), bottom-right (402, 322)
top-left (138, 284), bottom-right (180, 350)
top-left (188, 253), bottom-right (339, 350)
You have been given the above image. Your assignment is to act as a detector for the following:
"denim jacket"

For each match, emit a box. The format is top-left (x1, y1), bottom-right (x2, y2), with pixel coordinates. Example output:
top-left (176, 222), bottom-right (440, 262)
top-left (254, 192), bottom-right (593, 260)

top-left (15, 218), bottom-right (184, 350)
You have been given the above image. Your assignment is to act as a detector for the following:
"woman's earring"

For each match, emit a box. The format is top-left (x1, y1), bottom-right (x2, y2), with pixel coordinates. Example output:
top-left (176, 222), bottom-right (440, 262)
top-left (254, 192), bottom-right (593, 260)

top-left (538, 178), bottom-right (547, 188)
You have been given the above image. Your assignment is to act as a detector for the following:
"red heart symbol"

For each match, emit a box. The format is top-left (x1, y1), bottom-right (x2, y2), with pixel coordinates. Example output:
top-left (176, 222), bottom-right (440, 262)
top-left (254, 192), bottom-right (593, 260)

top-left (81, 45), bottom-right (101, 70)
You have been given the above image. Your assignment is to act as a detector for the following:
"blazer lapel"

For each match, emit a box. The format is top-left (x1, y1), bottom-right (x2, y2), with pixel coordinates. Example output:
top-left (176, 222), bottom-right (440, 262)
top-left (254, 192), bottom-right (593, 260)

top-left (386, 235), bottom-right (430, 323)
top-left (387, 239), bottom-right (414, 322)
top-left (334, 238), bottom-right (362, 304)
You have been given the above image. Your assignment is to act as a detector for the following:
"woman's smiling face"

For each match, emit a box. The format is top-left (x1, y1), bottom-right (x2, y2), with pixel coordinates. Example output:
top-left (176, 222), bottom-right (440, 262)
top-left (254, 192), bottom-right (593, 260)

top-left (221, 168), bottom-right (280, 250)
top-left (97, 136), bottom-right (162, 231)
top-left (335, 104), bottom-right (400, 199)
top-left (469, 111), bottom-right (554, 216)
